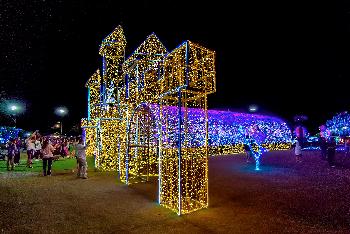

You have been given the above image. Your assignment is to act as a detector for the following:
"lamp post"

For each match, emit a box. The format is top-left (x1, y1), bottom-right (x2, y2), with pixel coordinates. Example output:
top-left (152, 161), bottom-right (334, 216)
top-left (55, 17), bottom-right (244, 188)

top-left (55, 107), bottom-right (68, 135)
top-left (10, 105), bottom-right (17, 127)
top-left (8, 104), bottom-right (23, 128)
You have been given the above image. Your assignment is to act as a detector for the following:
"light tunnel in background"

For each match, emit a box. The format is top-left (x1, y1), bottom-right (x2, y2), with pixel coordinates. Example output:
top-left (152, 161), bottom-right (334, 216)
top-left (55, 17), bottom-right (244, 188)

top-left (145, 104), bottom-right (292, 155)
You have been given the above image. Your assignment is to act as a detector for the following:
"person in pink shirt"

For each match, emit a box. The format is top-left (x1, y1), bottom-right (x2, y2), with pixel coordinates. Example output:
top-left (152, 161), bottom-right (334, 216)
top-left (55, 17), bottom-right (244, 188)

top-left (41, 139), bottom-right (57, 176)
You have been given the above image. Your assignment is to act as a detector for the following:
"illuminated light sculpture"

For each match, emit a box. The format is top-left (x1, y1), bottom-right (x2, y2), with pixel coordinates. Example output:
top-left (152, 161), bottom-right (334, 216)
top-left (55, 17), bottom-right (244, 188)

top-left (120, 33), bottom-right (168, 184)
top-left (326, 112), bottom-right (350, 137)
top-left (146, 107), bottom-right (290, 171)
top-left (99, 25), bottom-right (126, 93)
top-left (0, 127), bottom-right (23, 144)
top-left (207, 110), bottom-right (292, 155)
top-left (84, 25), bottom-right (127, 171)
top-left (81, 25), bottom-right (291, 215)
top-left (319, 124), bottom-right (331, 140)
top-left (82, 70), bottom-right (101, 165)
top-left (155, 41), bottom-right (215, 215)
top-left (244, 125), bottom-right (267, 170)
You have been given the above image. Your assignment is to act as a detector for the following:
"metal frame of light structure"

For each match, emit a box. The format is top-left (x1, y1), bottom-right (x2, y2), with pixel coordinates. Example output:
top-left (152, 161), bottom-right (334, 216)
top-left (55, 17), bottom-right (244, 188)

top-left (81, 25), bottom-right (291, 215)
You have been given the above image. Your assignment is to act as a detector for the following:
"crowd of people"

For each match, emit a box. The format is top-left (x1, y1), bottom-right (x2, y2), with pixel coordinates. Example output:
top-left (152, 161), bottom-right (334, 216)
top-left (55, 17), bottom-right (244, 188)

top-left (292, 124), bottom-right (350, 167)
top-left (5, 131), bottom-right (89, 179)
top-left (242, 123), bottom-right (350, 168)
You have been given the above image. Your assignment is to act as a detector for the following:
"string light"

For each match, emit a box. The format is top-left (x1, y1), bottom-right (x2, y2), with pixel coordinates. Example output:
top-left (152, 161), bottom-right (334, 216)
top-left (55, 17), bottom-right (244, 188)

top-left (326, 112), bottom-right (350, 137)
top-left (81, 26), bottom-right (291, 215)
top-left (0, 127), bottom-right (23, 144)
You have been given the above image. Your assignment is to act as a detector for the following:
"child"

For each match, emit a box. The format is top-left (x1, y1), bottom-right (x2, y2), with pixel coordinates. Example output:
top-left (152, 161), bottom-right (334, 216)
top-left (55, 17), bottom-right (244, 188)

top-left (295, 139), bottom-right (302, 163)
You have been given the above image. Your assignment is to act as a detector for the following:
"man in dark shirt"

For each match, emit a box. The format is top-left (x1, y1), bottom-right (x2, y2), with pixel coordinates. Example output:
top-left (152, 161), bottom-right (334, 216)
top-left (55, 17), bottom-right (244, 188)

top-left (319, 137), bottom-right (327, 160)
top-left (327, 137), bottom-right (336, 167)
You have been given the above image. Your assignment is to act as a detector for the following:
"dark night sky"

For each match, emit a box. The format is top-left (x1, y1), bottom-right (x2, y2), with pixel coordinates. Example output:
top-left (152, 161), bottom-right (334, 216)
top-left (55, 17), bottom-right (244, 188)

top-left (1, 0), bottom-right (350, 134)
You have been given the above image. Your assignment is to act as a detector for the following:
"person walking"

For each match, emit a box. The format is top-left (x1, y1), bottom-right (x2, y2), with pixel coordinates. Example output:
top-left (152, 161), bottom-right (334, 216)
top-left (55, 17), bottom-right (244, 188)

top-left (25, 136), bottom-right (36, 168)
top-left (75, 138), bottom-right (89, 179)
top-left (14, 137), bottom-right (21, 165)
top-left (41, 139), bottom-right (56, 176)
top-left (295, 139), bottom-right (302, 163)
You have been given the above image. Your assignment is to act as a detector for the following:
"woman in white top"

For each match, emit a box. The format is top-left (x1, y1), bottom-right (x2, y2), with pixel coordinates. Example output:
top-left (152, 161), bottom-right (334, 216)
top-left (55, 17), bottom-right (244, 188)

top-left (41, 139), bottom-right (56, 176)
top-left (25, 136), bottom-right (36, 168)
top-left (34, 138), bottom-right (42, 160)
top-left (295, 139), bottom-right (302, 163)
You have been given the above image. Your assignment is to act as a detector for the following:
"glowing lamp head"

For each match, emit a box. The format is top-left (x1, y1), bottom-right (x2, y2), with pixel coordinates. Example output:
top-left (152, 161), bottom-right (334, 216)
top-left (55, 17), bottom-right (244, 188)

top-left (249, 105), bottom-right (258, 113)
top-left (55, 106), bottom-right (68, 117)
top-left (10, 105), bottom-right (17, 111)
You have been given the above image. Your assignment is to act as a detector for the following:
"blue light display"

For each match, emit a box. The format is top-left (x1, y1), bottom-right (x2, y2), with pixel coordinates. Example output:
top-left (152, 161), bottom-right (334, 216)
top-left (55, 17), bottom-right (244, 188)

top-left (0, 127), bottom-right (23, 144)
top-left (326, 112), bottom-right (350, 137)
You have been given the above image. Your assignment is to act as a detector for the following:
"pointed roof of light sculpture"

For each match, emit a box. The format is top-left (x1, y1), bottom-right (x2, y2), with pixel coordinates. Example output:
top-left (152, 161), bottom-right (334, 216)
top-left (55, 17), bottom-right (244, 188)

top-left (85, 69), bottom-right (101, 88)
top-left (123, 33), bottom-right (167, 69)
top-left (99, 25), bottom-right (127, 57)
top-left (133, 33), bottom-right (167, 55)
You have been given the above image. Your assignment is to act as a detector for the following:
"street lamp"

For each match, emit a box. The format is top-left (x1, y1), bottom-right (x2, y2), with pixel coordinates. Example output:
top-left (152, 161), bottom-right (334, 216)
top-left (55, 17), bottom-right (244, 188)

top-left (8, 103), bottom-right (23, 128)
top-left (55, 106), bottom-right (68, 135)
top-left (249, 104), bottom-right (258, 113)
top-left (10, 105), bottom-right (17, 111)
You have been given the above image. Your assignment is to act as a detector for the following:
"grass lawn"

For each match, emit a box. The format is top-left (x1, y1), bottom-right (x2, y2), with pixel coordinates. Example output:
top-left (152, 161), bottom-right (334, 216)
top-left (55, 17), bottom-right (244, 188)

top-left (1, 150), bottom-right (350, 233)
top-left (0, 152), bottom-right (95, 174)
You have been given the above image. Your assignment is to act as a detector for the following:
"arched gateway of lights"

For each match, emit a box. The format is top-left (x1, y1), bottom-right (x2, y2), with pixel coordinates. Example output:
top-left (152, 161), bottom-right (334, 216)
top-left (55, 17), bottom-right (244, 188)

top-left (81, 26), bottom-right (292, 215)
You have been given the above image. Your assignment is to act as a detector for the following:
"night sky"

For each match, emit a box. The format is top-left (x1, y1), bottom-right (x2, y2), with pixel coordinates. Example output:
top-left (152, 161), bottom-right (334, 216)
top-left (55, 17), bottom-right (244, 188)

top-left (1, 0), bottom-right (350, 134)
